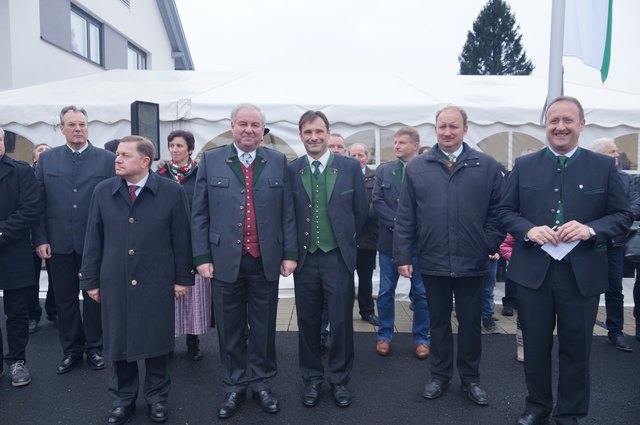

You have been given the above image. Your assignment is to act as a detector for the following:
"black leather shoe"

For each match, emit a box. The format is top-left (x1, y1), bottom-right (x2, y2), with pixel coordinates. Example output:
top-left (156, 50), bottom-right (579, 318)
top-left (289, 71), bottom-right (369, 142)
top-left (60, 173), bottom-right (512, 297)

top-left (516, 411), bottom-right (550, 425)
top-left (56, 353), bottom-right (83, 374)
top-left (331, 385), bottom-right (351, 407)
top-left (218, 391), bottom-right (246, 419)
top-left (462, 382), bottom-right (488, 405)
top-left (362, 314), bottom-right (379, 326)
top-left (609, 334), bottom-right (633, 352)
top-left (252, 389), bottom-right (280, 414)
top-left (502, 305), bottom-right (514, 316)
top-left (87, 352), bottom-right (106, 370)
top-left (302, 383), bottom-right (322, 407)
top-left (107, 404), bottom-right (135, 425)
top-left (422, 378), bottom-right (448, 399)
top-left (148, 401), bottom-right (168, 423)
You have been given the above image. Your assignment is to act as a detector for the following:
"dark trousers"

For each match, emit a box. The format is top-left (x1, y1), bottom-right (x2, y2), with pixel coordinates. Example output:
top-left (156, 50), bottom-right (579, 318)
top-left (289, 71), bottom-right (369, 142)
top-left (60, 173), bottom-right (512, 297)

top-left (49, 253), bottom-right (102, 355)
top-left (295, 249), bottom-right (354, 386)
top-left (0, 286), bottom-right (31, 366)
top-left (502, 277), bottom-right (518, 309)
top-left (604, 245), bottom-right (625, 336)
top-left (29, 254), bottom-right (56, 321)
top-left (109, 354), bottom-right (170, 407)
top-left (423, 275), bottom-right (483, 384)
top-left (355, 249), bottom-right (376, 318)
top-left (212, 255), bottom-right (279, 393)
top-left (518, 261), bottom-right (599, 422)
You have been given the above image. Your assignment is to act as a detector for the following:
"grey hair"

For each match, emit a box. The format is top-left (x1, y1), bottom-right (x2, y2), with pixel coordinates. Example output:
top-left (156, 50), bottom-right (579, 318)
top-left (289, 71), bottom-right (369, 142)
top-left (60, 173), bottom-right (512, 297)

top-left (590, 138), bottom-right (616, 154)
top-left (230, 103), bottom-right (265, 125)
top-left (348, 142), bottom-right (369, 158)
top-left (59, 105), bottom-right (88, 124)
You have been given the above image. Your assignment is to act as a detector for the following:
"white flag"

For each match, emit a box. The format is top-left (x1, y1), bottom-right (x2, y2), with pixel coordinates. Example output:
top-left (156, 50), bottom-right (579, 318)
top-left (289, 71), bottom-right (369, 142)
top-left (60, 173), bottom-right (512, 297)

top-left (563, 0), bottom-right (613, 82)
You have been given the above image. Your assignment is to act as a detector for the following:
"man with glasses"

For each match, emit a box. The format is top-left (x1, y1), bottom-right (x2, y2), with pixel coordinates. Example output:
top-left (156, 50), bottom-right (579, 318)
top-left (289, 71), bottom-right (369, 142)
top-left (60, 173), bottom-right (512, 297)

top-left (33, 105), bottom-right (115, 375)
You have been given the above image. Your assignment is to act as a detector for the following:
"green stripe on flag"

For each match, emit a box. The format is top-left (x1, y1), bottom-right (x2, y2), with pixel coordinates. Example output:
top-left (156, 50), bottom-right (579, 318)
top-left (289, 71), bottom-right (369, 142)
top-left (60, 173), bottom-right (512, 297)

top-left (601, 0), bottom-right (613, 82)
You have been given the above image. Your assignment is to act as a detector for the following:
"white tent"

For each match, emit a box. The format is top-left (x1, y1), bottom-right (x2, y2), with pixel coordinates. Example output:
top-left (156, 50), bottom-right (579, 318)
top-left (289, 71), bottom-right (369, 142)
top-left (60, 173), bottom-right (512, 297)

top-left (1, 69), bottom-right (639, 164)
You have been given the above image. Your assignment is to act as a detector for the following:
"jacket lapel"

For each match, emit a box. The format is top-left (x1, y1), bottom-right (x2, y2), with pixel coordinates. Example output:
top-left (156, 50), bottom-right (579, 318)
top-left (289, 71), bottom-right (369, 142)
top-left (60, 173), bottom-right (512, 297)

top-left (253, 148), bottom-right (267, 184)
top-left (325, 152), bottom-right (337, 201)
top-left (225, 145), bottom-right (244, 184)
top-left (392, 160), bottom-right (403, 193)
top-left (300, 160), bottom-right (312, 201)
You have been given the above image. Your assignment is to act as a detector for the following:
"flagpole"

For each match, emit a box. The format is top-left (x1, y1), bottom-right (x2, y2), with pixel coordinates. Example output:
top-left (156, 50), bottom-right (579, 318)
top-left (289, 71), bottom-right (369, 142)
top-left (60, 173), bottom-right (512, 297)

top-left (547, 0), bottom-right (565, 107)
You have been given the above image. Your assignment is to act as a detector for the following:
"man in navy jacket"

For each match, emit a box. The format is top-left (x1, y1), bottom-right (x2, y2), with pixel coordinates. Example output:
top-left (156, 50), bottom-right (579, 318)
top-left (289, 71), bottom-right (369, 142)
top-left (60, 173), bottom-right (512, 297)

top-left (499, 97), bottom-right (632, 425)
top-left (33, 106), bottom-right (115, 374)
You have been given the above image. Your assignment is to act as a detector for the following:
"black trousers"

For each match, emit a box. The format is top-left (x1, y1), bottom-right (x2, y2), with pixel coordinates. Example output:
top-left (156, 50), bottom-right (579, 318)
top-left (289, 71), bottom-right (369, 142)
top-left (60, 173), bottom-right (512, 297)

top-left (0, 286), bottom-right (31, 366)
top-left (29, 254), bottom-right (56, 321)
top-left (295, 249), bottom-right (354, 386)
top-left (355, 249), bottom-right (376, 318)
top-left (518, 260), bottom-right (599, 422)
top-left (109, 354), bottom-right (170, 407)
top-left (423, 275), bottom-right (483, 384)
top-left (49, 253), bottom-right (102, 355)
top-left (212, 255), bottom-right (279, 393)
top-left (502, 277), bottom-right (518, 309)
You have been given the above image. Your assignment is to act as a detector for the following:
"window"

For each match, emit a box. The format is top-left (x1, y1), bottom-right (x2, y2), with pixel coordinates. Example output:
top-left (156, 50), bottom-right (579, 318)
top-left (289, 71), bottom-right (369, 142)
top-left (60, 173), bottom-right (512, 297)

top-left (127, 44), bottom-right (147, 70)
top-left (70, 7), bottom-right (102, 65)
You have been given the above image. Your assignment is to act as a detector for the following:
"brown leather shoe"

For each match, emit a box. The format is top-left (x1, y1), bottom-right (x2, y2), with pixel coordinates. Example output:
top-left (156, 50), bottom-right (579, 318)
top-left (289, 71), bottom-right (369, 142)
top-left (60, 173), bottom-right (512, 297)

top-left (415, 343), bottom-right (430, 359)
top-left (376, 340), bottom-right (390, 356)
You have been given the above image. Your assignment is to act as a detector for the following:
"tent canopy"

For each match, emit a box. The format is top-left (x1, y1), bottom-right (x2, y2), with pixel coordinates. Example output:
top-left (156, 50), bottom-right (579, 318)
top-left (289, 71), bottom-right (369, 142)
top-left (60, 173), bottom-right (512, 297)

top-left (1, 70), bottom-right (639, 161)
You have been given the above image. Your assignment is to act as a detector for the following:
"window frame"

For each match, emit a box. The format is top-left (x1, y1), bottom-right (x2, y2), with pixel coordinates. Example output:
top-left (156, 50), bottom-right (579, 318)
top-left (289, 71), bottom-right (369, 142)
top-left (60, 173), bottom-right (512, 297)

top-left (127, 43), bottom-right (148, 70)
top-left (70, 5), bottom-right (103, 65)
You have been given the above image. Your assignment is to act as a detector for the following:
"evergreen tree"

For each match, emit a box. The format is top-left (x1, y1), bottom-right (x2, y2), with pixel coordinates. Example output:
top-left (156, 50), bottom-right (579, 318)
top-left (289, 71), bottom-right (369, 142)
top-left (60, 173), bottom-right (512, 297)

top-left (459, 0), bottom-right (534, 75)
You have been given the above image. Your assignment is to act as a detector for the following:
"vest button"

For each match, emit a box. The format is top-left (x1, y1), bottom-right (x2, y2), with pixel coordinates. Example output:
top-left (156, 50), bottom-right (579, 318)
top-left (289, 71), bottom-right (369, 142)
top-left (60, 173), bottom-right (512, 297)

top-left (128, 218), bottom-right (134, 223)
top-left (131, 280), bottom-right (137, 286)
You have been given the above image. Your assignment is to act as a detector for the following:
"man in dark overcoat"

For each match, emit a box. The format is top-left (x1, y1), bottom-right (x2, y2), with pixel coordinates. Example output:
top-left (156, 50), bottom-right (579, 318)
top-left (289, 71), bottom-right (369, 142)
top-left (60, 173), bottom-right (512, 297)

top-left (288, 110), bottom-right (368, 408)
top-left (80, 136), bottom-right (194, 425)
top-left (33, 105), bottom-right (115, 374)
top-left (0, 127), bottom-right (41, 387)
top-left (394, 106), bottom-right (504, 407)
top-left (499, 96), bottom-right (632, 425)
top-left (191, 103), bottom-right (297, 419)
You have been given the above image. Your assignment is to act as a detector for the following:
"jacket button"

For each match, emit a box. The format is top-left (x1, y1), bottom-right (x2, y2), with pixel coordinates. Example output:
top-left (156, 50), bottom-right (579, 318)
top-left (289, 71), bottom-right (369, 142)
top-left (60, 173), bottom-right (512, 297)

top-left (240, 206), bottom-right (244, 210)
top-left (236, 240), bottom-right (241, 244)
top-left (303, 245), bottom-right (307, 250)
top-left (128, 249), bottom-right (135, 255)
top-left (131, 280), bottom-right (137, 286)
top-left (306, 218), bottom-right (310, 222)
top-left (554, 188), bottom-right (559, 192)
top-left (550, 209), bottom-right (556, 213)
top-left (304, 232), bottom-right (309, 236)
top-left (128, 218), bottom-right (134, 223)
top-left (238, 223), bottom-right (242, 227)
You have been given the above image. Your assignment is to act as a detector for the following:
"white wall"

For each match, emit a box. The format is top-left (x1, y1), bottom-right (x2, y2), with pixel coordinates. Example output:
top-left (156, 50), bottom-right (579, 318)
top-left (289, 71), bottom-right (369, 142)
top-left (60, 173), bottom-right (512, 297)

top-left (0, 0), bottom-right (176, 90)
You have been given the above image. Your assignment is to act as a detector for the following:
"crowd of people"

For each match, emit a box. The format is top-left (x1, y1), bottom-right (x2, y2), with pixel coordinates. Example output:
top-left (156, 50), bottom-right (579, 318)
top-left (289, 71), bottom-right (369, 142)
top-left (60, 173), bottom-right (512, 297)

top-left (0, 96), bottom-right (638, 425)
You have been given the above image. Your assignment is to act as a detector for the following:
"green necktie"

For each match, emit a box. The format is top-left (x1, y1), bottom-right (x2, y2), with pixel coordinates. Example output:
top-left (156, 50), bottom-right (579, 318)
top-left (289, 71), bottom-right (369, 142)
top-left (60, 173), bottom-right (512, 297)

top-left (448, 153), bottom-right (456, 162)
top-left (312, 160), bottom-right (321, 179)
top-left (399, 161), bottom-right (405, 182)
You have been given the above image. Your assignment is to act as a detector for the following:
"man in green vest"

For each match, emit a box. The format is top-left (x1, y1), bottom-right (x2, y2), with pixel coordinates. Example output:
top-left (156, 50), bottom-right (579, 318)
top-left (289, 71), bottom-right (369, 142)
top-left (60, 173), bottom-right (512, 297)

top-left (289, 111), bottom-right (368, 409)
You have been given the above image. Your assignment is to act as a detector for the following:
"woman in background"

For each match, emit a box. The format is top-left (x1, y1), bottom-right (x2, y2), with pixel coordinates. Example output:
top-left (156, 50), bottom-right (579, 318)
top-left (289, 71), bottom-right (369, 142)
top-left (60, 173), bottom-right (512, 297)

top-left (158, 130), bottom-right (212, 361)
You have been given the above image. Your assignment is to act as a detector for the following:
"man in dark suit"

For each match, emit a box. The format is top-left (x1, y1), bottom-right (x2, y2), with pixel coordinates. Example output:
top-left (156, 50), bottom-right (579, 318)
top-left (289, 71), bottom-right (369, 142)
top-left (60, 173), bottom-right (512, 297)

top-left (348, 142), bottom-right (378, 326)
top-left (0, 127), bottom-right (41, 387)
top-left (394, 107), bottom-right (504, 407)
top-left (80, 136), bottom-right (193, 424)
top-left (191, 103), bottom-right (297, 419)
top-left (373, 127), bottom-right (430, 359)
top-left (33, 105), bottom-right (115, 374)
top-left (498, 96), bottom-right (632, 425)
top-left (289, 110), bottom-right (368, 408)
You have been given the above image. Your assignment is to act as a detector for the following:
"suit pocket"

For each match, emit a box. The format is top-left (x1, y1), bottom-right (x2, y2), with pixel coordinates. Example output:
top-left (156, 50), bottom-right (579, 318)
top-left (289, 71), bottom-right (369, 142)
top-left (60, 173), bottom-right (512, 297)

top-left (268, 177), bottom-right (283, 188)
top-left (584, 188), bottom-right (605, 195)
top-left (522, 185), bottom-right (538, 191)
top-left (209, 177), bottom-right (229, 188)
top-left (209, 231), bottom-right (220, 246)
top-left (341, 189), bottom-right (354, 196)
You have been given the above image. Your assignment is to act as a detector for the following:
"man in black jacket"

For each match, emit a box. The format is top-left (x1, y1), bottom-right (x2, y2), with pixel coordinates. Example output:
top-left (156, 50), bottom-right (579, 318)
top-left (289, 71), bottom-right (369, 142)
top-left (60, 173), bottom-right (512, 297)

top-left (394, 106), bottom-right (504, 407)
top-left (590, 138), bottom-right (640, 352)
top-left (0, 127), bottom-right (41, 387)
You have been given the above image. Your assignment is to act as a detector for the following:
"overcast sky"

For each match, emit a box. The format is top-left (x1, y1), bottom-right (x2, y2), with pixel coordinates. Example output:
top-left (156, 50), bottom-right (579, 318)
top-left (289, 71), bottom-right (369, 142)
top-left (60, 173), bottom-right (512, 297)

top-left (174, 0), bottom-right (640, 94)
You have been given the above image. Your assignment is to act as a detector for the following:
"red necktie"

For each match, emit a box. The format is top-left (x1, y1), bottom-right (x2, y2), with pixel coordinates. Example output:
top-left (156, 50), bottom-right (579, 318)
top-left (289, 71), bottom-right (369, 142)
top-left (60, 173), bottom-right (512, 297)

top-left (129, 185), bottom-right (138, 203)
